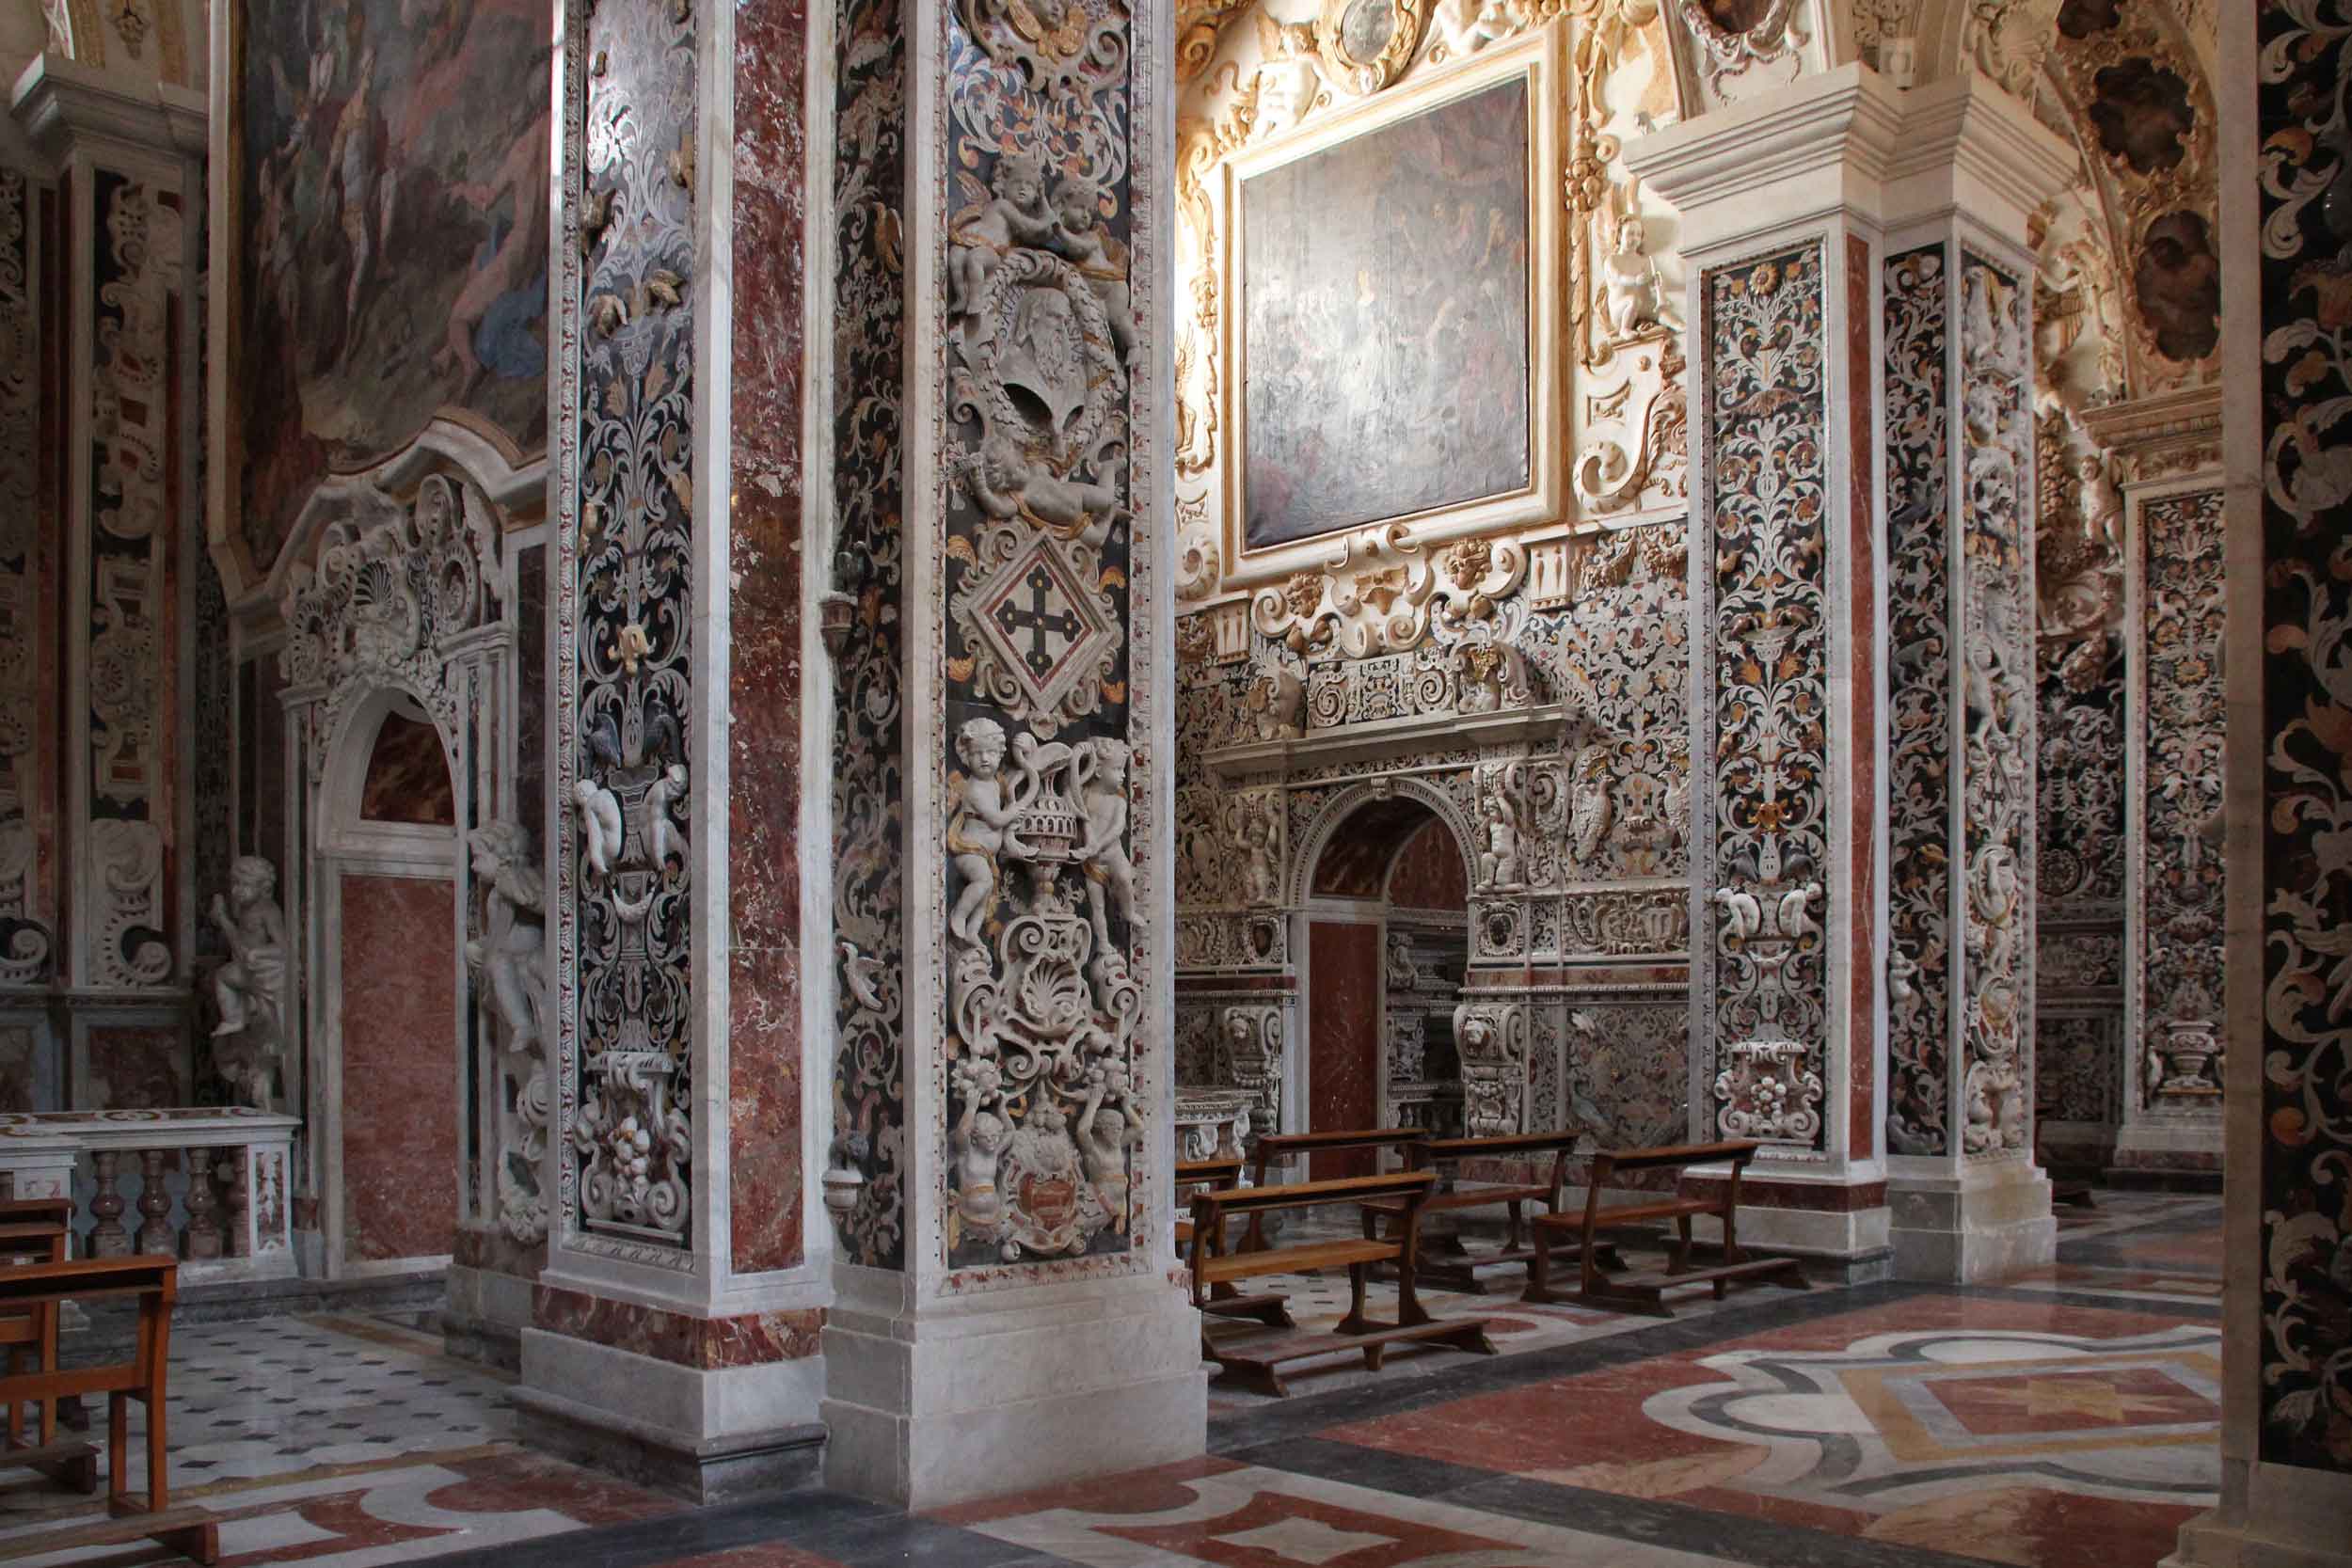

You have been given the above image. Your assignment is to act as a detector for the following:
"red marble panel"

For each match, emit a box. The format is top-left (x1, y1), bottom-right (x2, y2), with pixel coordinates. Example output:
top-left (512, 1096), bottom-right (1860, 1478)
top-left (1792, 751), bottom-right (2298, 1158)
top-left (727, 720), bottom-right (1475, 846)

top-left (340, 872), bottom-right (460, 1262)
top-left (359, 712), bottom-right (455, 825)
top-left (1845, 231), bottom-right (1877, 1161)
top-left (930, 1456), bottom-right (1248, 1526)
top-left (1681, 1175), bottom-right (1888, 1212)
top-left (0, 1025), bottom-right (36, 1112)
top-left (1308, 921), bottom-right (1381, 1177)
top-left (532, 1282), bottom-right (823, 1370)
top-left (86, 1026), bottom-right (187, 1109)
top-left (1386, 816), bottom-right (1469, 911)
top-left (1102, 1486), bottom-right (1506, 1568)
top-left (725, 0), bottom-right (810, 1280)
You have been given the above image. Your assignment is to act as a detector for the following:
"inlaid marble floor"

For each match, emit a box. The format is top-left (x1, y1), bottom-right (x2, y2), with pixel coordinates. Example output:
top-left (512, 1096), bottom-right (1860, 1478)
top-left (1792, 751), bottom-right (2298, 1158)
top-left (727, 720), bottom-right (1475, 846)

top-left (0, 1194), bottom-right (2221, 1568)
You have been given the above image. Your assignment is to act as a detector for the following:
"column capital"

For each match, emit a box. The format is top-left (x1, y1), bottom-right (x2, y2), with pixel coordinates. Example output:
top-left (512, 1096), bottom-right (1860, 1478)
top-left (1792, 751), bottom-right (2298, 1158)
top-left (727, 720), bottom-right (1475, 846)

top-left (2080, 385), bottom-right (2224, 487)
top-left (1623, 63), bottom-right (1902, 253)
top-left (1879, 71), bottom-right (2078, 242)
top-left (10, 55), bottom-right (203, 176)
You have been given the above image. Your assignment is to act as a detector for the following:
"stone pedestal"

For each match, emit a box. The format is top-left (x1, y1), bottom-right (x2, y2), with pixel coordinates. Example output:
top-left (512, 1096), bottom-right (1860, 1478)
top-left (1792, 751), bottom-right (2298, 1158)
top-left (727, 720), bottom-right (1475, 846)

top-left (811, 0), bottom-right (1203, 1509)
top-left (1632, 66), bottom-right (2070, 1283)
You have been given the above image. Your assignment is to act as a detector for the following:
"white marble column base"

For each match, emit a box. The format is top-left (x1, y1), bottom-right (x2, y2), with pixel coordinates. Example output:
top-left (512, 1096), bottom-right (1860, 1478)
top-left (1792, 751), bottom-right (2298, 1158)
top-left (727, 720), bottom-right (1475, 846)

top-left (820, 1274), bottom-right (1206, 1509)
top-left (2111, 1113), bottom-right (2226, 1181)
top-left (1691, 1203), bottom-right (1894, 1277)
top-left (2167, 1481), bottom-right (2352, 1568)
top-left (1887, 1162), bottom-right (2056, 1283)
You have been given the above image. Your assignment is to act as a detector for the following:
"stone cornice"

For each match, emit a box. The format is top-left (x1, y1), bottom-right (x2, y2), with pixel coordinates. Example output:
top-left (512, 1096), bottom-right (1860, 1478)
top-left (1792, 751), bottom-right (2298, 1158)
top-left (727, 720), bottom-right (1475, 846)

top-left (2080, 384), bottom-right (2224, 477)
top-left (1879, 71), bottom-right (2080, 239)
top-left (10, 54), bottom-right (205, 173)
top-left (1622, 63), bottom-right (1904, 249)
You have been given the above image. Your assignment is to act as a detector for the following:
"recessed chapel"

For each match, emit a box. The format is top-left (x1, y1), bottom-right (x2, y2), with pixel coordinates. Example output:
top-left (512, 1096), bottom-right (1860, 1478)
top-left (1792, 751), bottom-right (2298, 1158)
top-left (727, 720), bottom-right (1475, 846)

top-left (0, 0), bottom-right (2339, 1564)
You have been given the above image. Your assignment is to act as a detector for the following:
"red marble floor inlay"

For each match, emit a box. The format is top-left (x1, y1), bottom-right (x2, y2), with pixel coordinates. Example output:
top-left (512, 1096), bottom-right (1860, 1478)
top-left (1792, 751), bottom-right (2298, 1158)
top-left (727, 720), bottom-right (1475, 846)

top-left (1101, 1487), bottom-right (1504, 1568)
top-left (1928, 1366), bottom-right (2214, 1436)
top-left (931, 1456), bottom-right (1247, 1526)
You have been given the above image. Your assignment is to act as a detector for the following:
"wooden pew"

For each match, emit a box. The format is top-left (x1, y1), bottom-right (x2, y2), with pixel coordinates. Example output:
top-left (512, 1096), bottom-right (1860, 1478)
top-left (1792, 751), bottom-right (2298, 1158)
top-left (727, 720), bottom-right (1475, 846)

top-left (1526, 1140), bottom-right (1807, 1318)
top-left (1354, 1131), bottom-right (1622, 1294)
top-left (1189, 1171), bottom-right (1496, 1397)
top-left (1242, 1128), bottom-right (1429, 1251)
top-left (0, 1213), bottom-right (71, 1467)
top-left (0, 1256), bottom-right (218, 1564)
top-left (1176, 1157), bottom-right (1292, 1332)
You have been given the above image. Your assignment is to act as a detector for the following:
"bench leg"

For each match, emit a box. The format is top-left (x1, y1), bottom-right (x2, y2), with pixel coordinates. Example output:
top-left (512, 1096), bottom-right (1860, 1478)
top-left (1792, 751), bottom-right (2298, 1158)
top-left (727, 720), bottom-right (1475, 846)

top-left (107, 1392), bottom-right (127, 1504)
top-left (1336, 1261), bottom-right (1373, 1336)
top-left (1670, 1213), bottom-right (1693, 1275)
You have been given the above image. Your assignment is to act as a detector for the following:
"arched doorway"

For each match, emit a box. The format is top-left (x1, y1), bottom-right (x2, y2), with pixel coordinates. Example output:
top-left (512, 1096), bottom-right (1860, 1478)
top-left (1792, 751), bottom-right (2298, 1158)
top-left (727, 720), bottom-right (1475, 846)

top-left (1299, 797), bottom-right (1471, 1177)
top-left (313, 692), bottom-right (465, 1274)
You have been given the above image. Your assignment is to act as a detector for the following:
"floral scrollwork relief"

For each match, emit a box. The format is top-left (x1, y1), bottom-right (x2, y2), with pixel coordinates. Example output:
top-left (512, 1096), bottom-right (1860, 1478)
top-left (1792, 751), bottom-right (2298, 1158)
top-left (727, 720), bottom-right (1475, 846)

top-left (1252, 526), bottom-right (1528, 658)
top-left (954, 0), bottom-right (1132, 94)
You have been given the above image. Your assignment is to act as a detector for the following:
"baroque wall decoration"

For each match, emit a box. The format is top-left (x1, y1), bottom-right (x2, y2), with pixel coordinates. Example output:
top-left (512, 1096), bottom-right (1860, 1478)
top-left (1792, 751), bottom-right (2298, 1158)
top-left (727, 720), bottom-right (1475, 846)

top-left (1883, 244), bottom-right (1953, 1158)
top-left (1699, 244), bottom-right (1829, 1150)
top-left (226, 0), bottom-right (552, 584)
top-left (1954, 250), bottom-right (2036, 1162)
top-left (83, 171), bottom-right (179, 992)
top-left (825, 0), bottom-right (912, 1270)
top-left (936, 0), bottom-right (1160, 1283)
top-left (2135, 486), bottom-right (2225, 1104)
top-left (2254, 0), bottom-right (2352, 1470)
top-left (554, 0), bottom-right (699, 1268)
top-left (0, 167), bottom-right (52, 990)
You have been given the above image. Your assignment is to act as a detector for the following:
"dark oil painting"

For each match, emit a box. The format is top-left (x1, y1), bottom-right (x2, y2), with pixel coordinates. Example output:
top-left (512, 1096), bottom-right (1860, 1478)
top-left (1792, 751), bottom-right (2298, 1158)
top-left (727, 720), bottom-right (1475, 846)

top-left (1241, 75), bottom-right (1533, 550)
top-left (235, 0), bottom-right (553, 572)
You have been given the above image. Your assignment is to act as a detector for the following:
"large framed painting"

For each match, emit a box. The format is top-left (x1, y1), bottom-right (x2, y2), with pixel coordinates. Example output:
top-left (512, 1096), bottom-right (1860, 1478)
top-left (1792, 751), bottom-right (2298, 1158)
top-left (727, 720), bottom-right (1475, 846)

top-left (1218, 23), bottom-right (1564, 585)
top-left (210, 0), bottom-right (553, 592)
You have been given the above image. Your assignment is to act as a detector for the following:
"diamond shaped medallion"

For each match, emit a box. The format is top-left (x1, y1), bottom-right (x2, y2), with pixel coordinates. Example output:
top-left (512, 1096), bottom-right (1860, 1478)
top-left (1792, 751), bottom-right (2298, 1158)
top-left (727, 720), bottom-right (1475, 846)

top-left (967, 533), bottom-right (1117, 716)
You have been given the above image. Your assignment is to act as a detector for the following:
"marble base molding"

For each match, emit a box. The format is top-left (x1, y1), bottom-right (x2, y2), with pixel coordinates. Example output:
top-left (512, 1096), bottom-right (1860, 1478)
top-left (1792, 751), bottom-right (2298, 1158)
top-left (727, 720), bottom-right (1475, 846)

top-left (1886, 1159), bottom-right (2058, 1284)
top-left (820, 1275), bottom-right (1207, 1510)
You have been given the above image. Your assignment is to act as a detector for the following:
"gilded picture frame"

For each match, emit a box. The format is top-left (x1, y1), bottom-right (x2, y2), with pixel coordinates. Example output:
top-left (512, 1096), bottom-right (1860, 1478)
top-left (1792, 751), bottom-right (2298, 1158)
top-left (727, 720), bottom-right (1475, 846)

top-left (1216, 22), bottom-right (1566, 590)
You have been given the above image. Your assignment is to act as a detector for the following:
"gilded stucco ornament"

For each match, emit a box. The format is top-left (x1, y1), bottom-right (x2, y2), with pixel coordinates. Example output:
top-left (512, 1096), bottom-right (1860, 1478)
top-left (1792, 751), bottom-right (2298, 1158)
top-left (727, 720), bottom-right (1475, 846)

top-left (955, 0), bottom-right (1133, 93)
top-left (1313, 0), bottom-right (1430, 94)
top-left (1250, 524), bottom-right (1529, 658)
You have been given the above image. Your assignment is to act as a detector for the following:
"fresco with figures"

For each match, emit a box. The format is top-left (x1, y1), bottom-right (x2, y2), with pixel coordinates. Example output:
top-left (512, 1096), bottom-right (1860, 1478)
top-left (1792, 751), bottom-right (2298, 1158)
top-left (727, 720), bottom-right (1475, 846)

top-left (1241, 76), bottom-right (1532, 548)
top-left (234, 0), bottom-right (551, 572)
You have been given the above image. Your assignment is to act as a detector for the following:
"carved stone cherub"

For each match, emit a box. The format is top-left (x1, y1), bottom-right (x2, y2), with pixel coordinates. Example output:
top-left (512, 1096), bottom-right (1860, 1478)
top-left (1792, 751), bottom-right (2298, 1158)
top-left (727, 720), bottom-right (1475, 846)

top-left (948, 717), bottom-right (1023, 945)
top-left (1602, 214), bottom-right (1665, 339)
top-left (1074, 1070), bottom-right (1131, 1234)
top-left (968, 434), bottom-right (1124, 547)
top-left (1231, 795), bottom-right (1281, 905)
top-left (948, 150), bottom-right (1056, 322)
top-left (1051, 176), bottom-right (1136, 364)
top-left (952, 1090), bottom-right (1008, 1231)
top-left (465, 821), bottom-right (547, 1057)
top-left (1476, 793), bottom-right (1523, 890)
top-left (1073, 738), bottom-right (1135, 948)
top-left (210, 856), bottom-right (289, 1110)
top-left (1430, 0), bottom-right (1518, 57)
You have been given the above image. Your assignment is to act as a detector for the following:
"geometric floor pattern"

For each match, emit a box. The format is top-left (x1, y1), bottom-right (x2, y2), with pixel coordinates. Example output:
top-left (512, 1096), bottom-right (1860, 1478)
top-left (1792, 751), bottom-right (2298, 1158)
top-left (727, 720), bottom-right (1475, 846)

top-left (0, 1192), bottom-right (2221, 1568)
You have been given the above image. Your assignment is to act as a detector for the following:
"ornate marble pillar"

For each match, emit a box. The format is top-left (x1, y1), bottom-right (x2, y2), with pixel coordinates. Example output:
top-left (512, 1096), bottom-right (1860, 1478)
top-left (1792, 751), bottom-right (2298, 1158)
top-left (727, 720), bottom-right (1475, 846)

top-left (530, 0), bottom-right (829, 1501)
top-left (11, 59), bottom-right (206, 1112)
top-left (815, 0), bottom-right (1203, 1508)
top-left (2168, 5), bottom-right (2352, 1560)
top-left (1630, 65), bottom-right (2071, 1279)
top-left (2085, 392), bottom-right (2227, 1187)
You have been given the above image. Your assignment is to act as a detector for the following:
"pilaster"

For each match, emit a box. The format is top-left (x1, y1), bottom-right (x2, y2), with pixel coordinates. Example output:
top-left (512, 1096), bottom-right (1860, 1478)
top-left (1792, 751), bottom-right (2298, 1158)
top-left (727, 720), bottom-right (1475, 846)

top-left (532, 0), bottom-right (829, 1502)
top-left (2162, 5), bottom-right (2352, 1560)
top-left (9, 57), bottom-right (206, 1112)
top-left (814, 0), bottom-right (1204, 1509)
top-left (1630, 66), bottom-right (2073, 1279)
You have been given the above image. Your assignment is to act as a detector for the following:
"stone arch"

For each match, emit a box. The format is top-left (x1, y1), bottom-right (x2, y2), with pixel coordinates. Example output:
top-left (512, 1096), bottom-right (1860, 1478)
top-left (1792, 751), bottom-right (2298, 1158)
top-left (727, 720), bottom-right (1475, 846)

top-left (1288, 775), bottom-right (1477, 910)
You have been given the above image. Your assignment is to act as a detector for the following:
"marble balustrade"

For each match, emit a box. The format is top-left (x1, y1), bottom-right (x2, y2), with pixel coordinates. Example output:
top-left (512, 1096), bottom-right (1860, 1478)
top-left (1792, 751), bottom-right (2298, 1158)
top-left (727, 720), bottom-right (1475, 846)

top-left (0, 1108), bottom-right (301, 1280)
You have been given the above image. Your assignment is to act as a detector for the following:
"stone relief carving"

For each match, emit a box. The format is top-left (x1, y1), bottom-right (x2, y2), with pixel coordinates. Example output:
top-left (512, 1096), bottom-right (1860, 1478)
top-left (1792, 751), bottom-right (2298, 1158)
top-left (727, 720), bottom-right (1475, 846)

top-left (2138, 487), bottom-right (2225, 1105)
top-left (1251, 527), bottom-right (1530, 659)
top-left (2253, 0), bottom-right (2352, 1471)
top-left (208, 857), bottom-right (289, 1113)
top-left (1964, 0), bottom-right (2062, 96)
top-left (1455, 999), bottom-right (1529, 1136)
top-left (0, 169), bottom-right (49, 990)
top-left (1957, 252), bottom-right (2036, 1161)
top-left (84, 172), bottom-right (178, 992)
top-left (558, 0), bottom-right (699, 1265)
top-left (1216, 1003), bottom-right (1285, 1134)
top-left (939, 0), bottom-right (1154, 1278)
top-left (1675, 0), bottom-right (1808, 103)
top-left (466, 822), bottom-right (549, 1244)
top-left (1703, 246), bottom-right (1831, 1148)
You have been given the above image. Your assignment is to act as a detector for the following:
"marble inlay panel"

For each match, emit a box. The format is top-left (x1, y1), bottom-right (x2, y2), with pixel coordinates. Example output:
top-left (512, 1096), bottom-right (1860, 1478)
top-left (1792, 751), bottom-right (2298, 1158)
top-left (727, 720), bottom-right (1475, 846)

top-left (342, 873), bottom-right (459, 1262)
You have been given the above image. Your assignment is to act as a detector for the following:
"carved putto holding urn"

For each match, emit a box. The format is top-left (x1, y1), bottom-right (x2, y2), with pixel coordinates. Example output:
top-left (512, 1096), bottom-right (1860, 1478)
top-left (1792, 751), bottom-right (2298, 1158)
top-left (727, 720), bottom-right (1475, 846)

top-left (209, 856), bottom-right (289, 1111)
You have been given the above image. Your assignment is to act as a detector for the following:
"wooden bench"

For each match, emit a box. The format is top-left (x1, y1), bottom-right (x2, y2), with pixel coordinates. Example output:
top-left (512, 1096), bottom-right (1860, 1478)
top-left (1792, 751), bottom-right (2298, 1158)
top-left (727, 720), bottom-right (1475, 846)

top-left (0, 1256), bottom-right (218, 1563)
top-left (1242, 1128), bottom-right (1429, 1252)
top-left (1526, 1140), bottom-right (1807, 1318)
top-left (1175, 1157), bottom-right (1293, 1333)
top-left (1190, 1171), bottom-right (1495, 1397)
top-left (1355, 1131), bottom-right (1623, 1294)
top-left (0, 1213), bottom-right (71, 1469)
